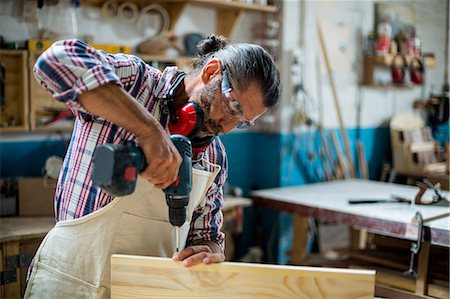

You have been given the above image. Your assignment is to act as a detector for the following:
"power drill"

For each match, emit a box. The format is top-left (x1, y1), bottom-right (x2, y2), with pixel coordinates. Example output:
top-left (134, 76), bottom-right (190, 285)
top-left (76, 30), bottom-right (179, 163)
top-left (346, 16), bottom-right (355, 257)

top-left (91, 134), bottom-right (192, 251)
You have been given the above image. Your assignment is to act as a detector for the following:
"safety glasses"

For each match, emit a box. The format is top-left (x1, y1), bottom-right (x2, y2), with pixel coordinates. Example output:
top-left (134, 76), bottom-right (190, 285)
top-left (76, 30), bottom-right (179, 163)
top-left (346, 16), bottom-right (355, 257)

top-left (221, 69), bottom-right (254, 129)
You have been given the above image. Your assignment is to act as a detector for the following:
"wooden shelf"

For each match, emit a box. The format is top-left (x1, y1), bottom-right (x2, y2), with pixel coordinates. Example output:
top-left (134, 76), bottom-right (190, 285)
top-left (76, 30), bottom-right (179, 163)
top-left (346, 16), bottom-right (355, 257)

top-left (360, 83), bottom-right (418, 89)
top-left (81, 0), bottom-right (278, 12)
top-left (80, 0), bottom-right (278, 37)
top-left (369, 52), bottom-right (435, 68)
top-left (170, 0), bottom-right (278, 13)
top-left (0, 50), bottom-right (29, 133)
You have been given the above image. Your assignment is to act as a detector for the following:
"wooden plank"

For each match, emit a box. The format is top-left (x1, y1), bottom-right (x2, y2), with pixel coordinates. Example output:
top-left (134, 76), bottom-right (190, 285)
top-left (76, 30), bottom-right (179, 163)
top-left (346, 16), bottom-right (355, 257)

top-left (356, 141), bottom-right (369, 180)
top-left (330, 131), bottom-right (351, 179)
top-left (0, 217), bottom-right (55, 243)
top-left (111, 255), bottom-right (375, 299)
top-left (415, 241), bottom-right (430, 295)
top-left (289, 215), bottom-right (308, 265)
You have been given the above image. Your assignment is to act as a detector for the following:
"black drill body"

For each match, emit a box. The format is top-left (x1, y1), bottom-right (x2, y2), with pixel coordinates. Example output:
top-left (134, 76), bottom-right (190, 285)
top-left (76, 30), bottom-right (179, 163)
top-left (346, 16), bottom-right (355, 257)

top-left (91, 135), bottom-right (192, 227)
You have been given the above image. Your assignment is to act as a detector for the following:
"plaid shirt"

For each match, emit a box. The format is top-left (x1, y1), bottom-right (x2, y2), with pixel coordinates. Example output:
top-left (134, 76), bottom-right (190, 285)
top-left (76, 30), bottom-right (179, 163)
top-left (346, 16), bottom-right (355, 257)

top-left (34, 39), bottom-right (226, 249)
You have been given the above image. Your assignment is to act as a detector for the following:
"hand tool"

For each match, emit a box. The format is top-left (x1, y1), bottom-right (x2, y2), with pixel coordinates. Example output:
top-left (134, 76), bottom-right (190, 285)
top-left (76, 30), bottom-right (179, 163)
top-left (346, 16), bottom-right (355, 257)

top-left (415, 179), bottom-right (449, 206)
top-left (91, 134), bottom-right (192, 252)
top-left (348, 195), bottom-right (411, 204)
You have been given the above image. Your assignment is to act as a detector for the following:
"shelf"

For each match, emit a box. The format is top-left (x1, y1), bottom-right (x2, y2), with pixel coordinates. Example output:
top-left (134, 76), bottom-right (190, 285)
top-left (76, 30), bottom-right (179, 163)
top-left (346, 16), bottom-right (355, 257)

top-left (168, 0), bottom-right (278, 13)
top-left (0, 50), bottom-right (29, 133)
top-left (360, 83), bottom-right (418, 89)
top-left (80, 0), bottom-right (278, 37)
top-left (366, 53), bottom-right (435, 68)
top-left (81, 0), bottom-right (278, 12)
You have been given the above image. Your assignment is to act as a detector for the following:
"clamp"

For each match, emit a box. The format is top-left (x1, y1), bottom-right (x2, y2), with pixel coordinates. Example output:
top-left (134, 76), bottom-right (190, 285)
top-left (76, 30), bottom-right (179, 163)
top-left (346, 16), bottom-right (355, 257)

top-left (403, 211), bottom-right (424, 279)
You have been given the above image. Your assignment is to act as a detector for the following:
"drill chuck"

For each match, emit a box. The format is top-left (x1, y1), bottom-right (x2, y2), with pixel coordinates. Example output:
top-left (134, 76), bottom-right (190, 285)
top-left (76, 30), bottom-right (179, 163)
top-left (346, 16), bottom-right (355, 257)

top-left (167, 196), bottom-right (189, 226)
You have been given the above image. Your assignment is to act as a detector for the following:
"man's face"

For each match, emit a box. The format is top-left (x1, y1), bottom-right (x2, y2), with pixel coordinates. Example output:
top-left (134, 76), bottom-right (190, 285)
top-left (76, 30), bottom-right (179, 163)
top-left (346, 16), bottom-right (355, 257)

top-left (190, 75), bottom-right (267, 138)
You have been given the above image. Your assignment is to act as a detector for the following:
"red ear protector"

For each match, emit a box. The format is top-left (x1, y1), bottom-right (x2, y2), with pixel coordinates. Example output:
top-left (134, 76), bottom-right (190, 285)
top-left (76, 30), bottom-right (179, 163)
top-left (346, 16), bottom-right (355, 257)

top-left (166, 92), bottom-right (215, 153)
top-left (409, 57), bottom-right (425, 85)
top-left (391, 54), bottom-right (407, 84)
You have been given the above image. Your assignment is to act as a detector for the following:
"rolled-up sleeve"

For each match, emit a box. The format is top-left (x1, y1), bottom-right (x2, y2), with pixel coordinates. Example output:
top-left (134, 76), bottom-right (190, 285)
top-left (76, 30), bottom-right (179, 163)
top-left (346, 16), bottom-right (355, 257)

top-left (33, 39), bottom-right (142, 121)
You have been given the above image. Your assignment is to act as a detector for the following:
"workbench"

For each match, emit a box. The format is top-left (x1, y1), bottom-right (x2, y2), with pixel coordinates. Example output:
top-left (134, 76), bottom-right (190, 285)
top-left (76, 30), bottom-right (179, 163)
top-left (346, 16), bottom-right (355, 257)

top-left (0, 217), bottom-right (55, 298)
top-left (251, 179), bottom-right (450, 298)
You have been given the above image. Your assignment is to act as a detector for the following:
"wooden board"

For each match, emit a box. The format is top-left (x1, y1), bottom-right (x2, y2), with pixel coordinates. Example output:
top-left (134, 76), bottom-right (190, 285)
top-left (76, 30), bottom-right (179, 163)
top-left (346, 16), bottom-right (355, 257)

top-left (111, 255), bottom-right (375, 299)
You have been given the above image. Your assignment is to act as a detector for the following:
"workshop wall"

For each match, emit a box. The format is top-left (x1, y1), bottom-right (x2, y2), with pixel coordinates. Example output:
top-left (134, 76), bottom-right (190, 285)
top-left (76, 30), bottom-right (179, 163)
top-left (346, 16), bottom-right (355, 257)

top-left (0, 0), bottom-right (448, 264)
top-left (2, 0), bottom-right (446, 183)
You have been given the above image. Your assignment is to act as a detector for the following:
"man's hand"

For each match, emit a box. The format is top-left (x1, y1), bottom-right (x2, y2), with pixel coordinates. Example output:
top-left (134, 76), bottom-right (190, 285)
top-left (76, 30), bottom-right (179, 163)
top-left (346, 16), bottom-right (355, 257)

top-left (137, 132), bottom-right (181, 189)
top-left (172, 242), bottom-right (225, 267)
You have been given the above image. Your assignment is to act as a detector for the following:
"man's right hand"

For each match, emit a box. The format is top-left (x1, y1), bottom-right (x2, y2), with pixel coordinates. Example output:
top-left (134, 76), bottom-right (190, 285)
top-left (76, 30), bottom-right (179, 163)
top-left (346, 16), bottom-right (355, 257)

top-left (137, 131), bottom-right (182, 189)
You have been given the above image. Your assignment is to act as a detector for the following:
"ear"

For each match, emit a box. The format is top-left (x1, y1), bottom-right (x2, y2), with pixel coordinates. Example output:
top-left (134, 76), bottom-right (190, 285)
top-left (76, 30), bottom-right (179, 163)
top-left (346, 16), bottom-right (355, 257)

top-left (201, 59), bottom-right (222, 84)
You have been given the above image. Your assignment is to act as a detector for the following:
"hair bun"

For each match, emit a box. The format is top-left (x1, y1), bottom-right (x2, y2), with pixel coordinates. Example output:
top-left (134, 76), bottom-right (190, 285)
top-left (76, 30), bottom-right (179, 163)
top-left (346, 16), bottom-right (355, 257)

top-left (196, 34), bottom-right (228, 57)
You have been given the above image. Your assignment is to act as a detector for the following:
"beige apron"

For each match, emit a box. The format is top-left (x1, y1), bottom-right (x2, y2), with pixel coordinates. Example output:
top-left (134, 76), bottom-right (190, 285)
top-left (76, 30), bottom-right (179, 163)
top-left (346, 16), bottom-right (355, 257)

top-left (24, 166), bottom-right (220, 299)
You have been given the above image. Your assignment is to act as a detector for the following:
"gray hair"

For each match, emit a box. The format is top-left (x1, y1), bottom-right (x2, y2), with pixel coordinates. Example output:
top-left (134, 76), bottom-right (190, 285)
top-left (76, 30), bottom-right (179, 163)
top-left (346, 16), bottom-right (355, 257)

top-left (191, 35), bottom-right (281, 108)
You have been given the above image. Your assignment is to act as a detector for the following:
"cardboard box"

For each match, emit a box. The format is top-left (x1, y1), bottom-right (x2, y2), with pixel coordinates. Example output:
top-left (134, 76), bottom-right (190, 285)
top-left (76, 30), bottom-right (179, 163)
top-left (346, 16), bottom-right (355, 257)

top-left (18, 177), bottom-right (56, 216)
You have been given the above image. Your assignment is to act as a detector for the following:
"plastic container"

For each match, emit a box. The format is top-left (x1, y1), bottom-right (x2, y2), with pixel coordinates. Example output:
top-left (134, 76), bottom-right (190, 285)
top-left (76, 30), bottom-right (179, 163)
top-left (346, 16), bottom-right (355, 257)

top-left (376, 16), bottom-right (392, 56)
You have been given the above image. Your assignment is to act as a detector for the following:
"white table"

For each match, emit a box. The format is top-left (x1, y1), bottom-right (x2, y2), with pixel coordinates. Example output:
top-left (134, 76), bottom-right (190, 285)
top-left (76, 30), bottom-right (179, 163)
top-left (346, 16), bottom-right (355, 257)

top-left (251, 179), bottom-right (450, 297)
top-left (251, 179), bottom-right (449, 246)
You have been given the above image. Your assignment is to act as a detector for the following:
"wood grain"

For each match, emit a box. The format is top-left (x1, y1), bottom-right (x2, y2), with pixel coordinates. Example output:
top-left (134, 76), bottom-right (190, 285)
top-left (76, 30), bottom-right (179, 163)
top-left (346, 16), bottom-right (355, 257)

top-left (111, 255), bottom-right (375, 299)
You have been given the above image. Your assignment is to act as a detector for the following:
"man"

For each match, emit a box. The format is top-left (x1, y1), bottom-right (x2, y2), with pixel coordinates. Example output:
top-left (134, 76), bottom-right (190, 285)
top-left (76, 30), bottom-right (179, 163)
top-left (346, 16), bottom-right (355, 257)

top-left (25, 35), bottom-right (281, 297)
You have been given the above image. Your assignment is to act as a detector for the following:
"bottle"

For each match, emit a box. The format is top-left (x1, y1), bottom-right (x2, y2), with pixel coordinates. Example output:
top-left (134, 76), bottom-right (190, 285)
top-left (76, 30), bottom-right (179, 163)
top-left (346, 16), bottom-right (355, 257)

top-left (376, 15), bottom-right (392, 56)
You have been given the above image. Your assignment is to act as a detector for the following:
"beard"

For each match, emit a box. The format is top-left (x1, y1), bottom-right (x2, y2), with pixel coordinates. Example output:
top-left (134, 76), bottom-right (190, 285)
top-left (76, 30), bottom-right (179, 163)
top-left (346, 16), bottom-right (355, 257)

top-left (192, 79), bottom-right (223, 137)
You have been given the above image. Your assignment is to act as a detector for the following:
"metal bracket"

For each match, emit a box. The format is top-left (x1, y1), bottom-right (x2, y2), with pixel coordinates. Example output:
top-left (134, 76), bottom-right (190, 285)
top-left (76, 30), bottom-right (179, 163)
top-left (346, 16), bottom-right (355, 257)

top-left (0, 253), bottom-right (33, 285)
top-left (0, 270), bottom-right (17, 285)
top-left (5, 253), bottom-right (33, 269)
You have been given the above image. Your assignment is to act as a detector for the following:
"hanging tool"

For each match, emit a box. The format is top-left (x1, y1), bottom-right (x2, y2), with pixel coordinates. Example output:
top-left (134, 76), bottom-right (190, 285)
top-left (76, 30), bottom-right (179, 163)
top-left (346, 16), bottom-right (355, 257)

top-left (348, 195), bottom-right (411, 205)
top-left (403, 211), bottom-right (424, 279)
top-left (91, 134), bottom-right (192, 253)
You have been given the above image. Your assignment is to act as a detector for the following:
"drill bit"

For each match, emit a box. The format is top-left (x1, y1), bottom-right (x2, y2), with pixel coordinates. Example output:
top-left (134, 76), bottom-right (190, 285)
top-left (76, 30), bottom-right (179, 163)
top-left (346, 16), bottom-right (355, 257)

top-left (175, 226), bottom-right (180, 253)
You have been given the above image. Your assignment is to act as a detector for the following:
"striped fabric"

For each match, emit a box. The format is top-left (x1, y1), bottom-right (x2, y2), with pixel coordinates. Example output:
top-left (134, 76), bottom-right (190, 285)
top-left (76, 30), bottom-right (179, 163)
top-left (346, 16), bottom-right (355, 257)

top-left (34, 39), bottom-right (226, 249)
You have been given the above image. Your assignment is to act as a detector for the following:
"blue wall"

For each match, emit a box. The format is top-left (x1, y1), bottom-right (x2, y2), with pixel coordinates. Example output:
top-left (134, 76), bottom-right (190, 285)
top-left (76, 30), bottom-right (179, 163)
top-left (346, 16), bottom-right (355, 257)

top-left (0, 138), bottom-right (67, 178)
top-left (220, 126), bottom-right (392, 195)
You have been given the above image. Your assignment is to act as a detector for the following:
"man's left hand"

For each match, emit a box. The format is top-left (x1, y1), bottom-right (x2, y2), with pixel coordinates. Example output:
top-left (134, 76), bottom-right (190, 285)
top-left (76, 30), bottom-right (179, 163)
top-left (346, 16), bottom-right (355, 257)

top-left (172, 244), bottom-right (225, 267)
